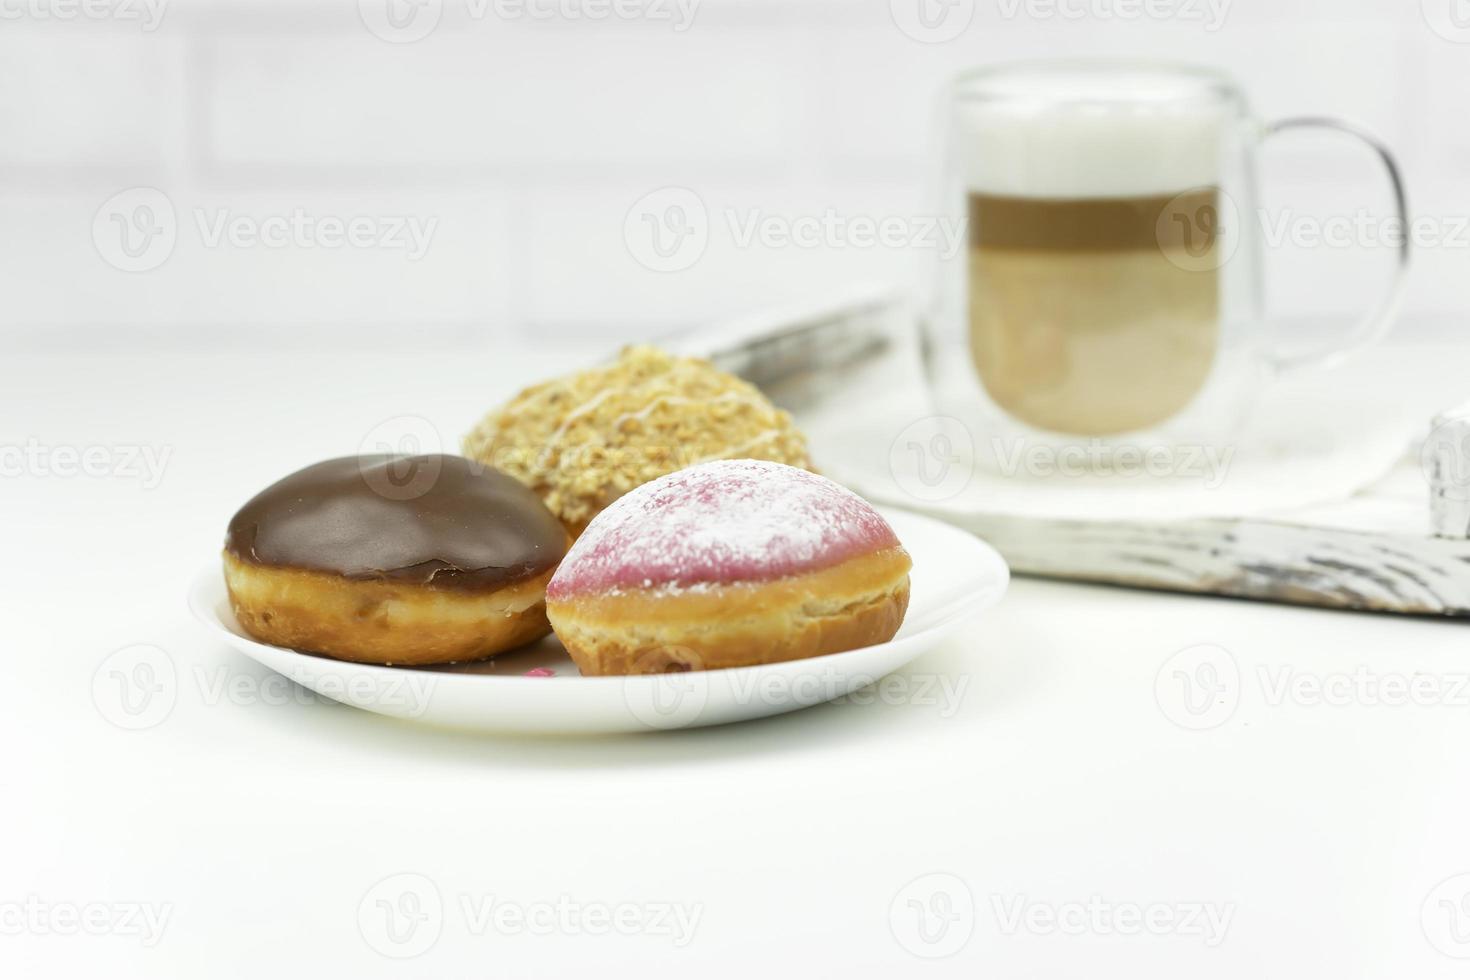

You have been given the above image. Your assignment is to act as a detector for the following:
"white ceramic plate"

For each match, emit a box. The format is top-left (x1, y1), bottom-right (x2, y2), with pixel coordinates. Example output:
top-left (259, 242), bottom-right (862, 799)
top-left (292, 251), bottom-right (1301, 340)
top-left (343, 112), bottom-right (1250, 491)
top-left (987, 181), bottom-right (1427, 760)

top-left (187, 508), bottom-right (1008, 734)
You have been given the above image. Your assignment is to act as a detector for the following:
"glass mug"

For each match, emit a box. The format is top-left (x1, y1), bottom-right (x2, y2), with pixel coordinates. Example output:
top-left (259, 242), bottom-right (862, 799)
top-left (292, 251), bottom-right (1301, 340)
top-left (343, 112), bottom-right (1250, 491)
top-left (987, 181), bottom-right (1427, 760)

top-left (921, 60), bottom-right (1408, 468)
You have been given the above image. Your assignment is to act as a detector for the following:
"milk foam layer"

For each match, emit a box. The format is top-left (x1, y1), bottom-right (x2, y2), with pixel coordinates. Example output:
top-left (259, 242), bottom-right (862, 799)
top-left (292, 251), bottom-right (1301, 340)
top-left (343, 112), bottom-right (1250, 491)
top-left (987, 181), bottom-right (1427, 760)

top-left (954, 64), bottom-right (1234, 199)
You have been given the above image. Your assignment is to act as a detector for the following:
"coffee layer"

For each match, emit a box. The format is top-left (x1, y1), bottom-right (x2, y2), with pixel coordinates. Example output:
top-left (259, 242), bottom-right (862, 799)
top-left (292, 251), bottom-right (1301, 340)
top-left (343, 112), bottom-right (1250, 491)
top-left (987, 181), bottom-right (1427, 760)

top-left (967, 192), bottom-right (1219, 435)
top-left (225, 455), bottom-right (566, 591)
top-left (968, 191), bottom-right (1220, 251)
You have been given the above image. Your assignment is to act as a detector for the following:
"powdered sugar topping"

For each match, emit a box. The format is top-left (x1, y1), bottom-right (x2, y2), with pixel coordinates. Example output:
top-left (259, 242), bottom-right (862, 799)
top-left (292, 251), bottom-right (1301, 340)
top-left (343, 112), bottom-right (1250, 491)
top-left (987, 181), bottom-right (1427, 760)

top-left (547, 459), bottom-right (901, 598)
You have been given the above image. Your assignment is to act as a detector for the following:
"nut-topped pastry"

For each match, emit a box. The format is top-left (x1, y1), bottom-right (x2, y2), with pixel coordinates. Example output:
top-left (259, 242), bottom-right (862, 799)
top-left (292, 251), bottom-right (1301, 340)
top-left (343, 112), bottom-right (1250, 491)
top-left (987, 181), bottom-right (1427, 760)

top-left (462, 345), bottom-right (811, 536)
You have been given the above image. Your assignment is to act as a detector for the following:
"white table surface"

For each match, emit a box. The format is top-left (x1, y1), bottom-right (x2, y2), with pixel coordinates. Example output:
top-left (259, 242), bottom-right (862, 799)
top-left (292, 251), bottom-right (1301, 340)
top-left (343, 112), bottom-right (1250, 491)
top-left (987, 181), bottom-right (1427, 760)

top-left (8, 337), bottom-right (1470, 979)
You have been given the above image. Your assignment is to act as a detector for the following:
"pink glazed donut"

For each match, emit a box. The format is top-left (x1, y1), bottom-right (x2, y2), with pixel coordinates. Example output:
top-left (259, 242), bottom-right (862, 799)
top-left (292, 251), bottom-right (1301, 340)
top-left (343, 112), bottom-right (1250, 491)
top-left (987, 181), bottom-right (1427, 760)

top-left (545, 459), bottom-right (912, 675)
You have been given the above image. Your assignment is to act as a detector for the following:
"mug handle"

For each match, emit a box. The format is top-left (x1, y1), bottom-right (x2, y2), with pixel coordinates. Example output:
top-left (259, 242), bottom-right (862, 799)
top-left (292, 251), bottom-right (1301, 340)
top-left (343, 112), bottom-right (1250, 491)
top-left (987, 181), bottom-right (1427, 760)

top-left (1259, 117), bottom-right (1411, 372)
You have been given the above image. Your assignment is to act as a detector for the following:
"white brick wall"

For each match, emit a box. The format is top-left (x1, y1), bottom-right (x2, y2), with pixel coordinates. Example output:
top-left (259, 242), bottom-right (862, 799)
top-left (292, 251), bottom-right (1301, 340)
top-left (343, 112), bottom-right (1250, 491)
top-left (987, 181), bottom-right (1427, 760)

top-left (0, 0), bottom-right (1463, 339)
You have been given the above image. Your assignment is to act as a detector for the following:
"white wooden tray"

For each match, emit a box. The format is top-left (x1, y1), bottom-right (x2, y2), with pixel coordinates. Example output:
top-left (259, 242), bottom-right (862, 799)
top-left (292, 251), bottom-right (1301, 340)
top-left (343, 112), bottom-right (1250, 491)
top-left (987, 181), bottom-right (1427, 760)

top-left (674, 292), bottom-right (1470, 618)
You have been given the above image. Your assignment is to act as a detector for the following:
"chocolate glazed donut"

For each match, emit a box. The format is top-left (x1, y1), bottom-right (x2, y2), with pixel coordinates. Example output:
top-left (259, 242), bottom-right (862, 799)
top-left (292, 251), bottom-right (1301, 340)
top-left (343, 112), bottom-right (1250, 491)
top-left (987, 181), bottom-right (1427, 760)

top-left (223, 455), bottom-right (568, 666)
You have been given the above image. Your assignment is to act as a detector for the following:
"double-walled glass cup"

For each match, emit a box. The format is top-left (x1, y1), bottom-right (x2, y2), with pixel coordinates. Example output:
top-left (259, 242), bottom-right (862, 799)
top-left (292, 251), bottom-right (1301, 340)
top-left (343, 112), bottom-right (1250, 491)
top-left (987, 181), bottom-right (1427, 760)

top-left (921, 61), bottom-right (1408, 470)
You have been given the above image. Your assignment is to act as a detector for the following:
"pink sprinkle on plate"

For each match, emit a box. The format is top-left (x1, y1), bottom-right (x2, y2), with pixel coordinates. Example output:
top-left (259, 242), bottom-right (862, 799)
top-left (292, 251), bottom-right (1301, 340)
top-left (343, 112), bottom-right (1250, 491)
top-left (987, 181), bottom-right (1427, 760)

top-left (524, 667), bottom-right (556, 677)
